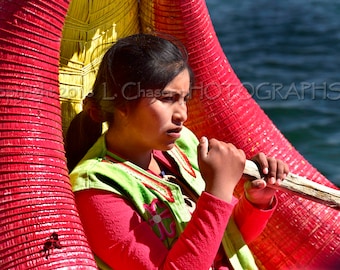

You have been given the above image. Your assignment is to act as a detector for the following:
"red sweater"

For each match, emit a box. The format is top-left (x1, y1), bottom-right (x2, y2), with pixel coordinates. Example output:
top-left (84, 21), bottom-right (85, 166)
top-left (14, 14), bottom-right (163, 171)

top-left (75, 188), bottom-right (275, 270)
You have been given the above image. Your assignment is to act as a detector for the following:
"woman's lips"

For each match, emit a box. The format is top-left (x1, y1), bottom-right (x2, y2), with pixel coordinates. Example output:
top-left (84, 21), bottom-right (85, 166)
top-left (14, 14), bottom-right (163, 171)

top-left (167, 127), bottom-right (182, 139)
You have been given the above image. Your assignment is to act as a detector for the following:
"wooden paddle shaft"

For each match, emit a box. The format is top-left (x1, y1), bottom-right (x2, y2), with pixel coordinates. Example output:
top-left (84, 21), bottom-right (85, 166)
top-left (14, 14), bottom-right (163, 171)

top-left (244, 160), bottom-right (340, 209)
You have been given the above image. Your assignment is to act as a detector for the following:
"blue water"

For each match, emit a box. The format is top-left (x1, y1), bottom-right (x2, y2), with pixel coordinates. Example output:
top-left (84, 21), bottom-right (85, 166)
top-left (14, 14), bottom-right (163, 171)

top-left (206, 0), bottom-right (340, 186)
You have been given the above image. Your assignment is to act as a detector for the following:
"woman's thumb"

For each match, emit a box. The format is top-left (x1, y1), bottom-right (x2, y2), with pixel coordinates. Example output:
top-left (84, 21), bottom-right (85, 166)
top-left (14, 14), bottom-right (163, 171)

top-left (198, 136), bottom-right (209, 160)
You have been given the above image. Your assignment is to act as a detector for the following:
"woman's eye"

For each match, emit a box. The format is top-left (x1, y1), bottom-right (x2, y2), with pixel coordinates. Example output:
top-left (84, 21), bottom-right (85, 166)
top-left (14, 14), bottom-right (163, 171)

top-left (160, 95), bottom-right (176, 102)
top-left (159, 91), bottom-right (190, 103)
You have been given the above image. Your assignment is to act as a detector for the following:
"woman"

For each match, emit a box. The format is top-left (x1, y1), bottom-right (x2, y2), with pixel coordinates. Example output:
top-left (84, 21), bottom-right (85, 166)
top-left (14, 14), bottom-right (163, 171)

top-left (67, 33), bottom-right (288, 269)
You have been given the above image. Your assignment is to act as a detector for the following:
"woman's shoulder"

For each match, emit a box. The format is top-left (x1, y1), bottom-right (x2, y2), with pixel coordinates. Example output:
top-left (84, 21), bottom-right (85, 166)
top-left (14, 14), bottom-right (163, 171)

top-left (69, 134), bottom-right (111, 191)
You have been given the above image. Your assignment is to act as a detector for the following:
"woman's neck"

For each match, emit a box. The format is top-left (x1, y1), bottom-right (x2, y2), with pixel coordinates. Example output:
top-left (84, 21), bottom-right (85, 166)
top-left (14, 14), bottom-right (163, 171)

top-left (148, 153), bottom-right (163, 175)
top-left (105, 129), bottom-right (157, 171)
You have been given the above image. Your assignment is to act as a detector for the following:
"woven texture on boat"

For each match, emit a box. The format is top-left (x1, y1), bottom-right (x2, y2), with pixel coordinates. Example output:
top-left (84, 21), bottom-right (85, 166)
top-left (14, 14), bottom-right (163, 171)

top-left (141, 0), bottom-right (340, 269)
top-left (59, 0), bottom-right (140, 137)
top-left (0, 0), bottom-right (97, 269)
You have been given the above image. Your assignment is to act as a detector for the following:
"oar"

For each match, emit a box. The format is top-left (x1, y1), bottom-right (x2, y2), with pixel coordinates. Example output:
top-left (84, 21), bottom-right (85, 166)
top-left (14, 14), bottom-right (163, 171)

top-left (244, 160), bottom-right (340, 209)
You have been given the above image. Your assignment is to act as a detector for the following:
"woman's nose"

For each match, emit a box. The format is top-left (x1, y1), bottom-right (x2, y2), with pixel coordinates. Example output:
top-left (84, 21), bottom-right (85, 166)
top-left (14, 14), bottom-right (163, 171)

top-left (173, 101), bottom-right (187, 123)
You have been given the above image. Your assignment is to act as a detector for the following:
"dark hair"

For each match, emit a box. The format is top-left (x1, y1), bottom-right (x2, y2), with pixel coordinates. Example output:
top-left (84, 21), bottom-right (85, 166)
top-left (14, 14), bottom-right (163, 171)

top-left (65, 33), bottom-right (193, 171)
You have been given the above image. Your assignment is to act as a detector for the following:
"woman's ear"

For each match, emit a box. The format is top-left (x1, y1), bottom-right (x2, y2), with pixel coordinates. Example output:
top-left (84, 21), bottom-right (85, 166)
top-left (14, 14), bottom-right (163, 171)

top-left (83, 95), bottom-right (104, 123)
top-left (88, 106), bottom-right (104, 123)
top-left (116, 102), bottom-right (131, 118)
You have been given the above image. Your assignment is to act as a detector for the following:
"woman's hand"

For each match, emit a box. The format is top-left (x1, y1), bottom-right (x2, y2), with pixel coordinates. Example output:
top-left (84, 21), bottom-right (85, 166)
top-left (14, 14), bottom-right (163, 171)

top-left (244, 152), bottom-right (289, 209)
top-left (198, 137), bottom-right (246, 203)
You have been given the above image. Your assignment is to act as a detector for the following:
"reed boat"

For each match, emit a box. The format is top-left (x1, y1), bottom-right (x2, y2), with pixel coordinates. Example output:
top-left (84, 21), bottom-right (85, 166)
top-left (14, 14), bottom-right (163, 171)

top-left (0, 0), bottom-right (339, 269)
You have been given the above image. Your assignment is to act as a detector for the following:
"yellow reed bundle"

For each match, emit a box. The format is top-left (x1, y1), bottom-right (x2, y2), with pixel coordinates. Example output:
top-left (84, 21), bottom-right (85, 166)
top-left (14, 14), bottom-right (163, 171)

top-left (59, 0), bottom-right (140, 136)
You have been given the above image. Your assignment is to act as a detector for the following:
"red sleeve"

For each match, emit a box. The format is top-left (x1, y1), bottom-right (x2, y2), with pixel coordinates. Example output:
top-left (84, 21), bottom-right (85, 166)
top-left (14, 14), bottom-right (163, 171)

top-left (74, 189), bottom-right (234, 270)
top-left (233, 194), bottom-right (277, 243)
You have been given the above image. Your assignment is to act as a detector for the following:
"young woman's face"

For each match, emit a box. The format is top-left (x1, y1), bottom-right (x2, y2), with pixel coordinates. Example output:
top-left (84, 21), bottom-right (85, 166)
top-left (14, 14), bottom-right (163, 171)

top-left (125, 68), bottom-right (191, 151)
